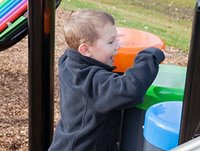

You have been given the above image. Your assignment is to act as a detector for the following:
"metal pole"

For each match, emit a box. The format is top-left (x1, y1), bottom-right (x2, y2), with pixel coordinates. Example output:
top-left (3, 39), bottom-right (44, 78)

top-left (28, 0), bottom-right (55, 150)
top-left (171, 136), bottom-right (200, 151)
top-left (179, 0), bottom-right (200, 144)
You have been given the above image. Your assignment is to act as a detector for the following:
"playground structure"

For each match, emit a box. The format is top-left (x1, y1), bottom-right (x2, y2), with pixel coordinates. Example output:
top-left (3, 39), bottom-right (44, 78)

top-left (0, 0), bottom-right (61, 52)
top-left (0, 0), bottom-right (200, 150)
top-left (114, 27), bottom-right (165, 73)
top-left (0, 0), bottom-right (28, 51)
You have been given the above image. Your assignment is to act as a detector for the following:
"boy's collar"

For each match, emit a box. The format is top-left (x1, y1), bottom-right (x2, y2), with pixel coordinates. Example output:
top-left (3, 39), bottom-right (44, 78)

top-left (66, 49), bottom-right (116, 71)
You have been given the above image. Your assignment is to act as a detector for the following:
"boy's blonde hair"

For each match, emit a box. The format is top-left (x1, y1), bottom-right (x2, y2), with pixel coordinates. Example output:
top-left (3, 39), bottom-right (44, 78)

top-left (63, 9), bottom-right (115, 50)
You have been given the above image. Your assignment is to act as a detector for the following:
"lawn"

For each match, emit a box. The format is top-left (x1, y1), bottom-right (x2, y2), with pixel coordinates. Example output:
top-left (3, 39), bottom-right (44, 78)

top-left (60, 0), bottom-right (196, 52)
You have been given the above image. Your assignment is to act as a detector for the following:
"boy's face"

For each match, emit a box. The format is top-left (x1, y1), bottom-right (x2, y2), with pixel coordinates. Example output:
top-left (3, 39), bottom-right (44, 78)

top-left (88, 23), bottom-right (120, 66)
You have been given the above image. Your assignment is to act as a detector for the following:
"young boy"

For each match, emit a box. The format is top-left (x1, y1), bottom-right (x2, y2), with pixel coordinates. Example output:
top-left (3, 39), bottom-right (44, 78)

top-left (49, 9), bottom-right (165, 151)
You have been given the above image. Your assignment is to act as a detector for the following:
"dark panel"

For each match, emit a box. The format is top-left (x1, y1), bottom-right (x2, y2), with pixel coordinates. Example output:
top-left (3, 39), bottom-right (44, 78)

top-left (179, 0), bottom-right (200, 144)
top-left (28, 0), bottom-right (55, 150)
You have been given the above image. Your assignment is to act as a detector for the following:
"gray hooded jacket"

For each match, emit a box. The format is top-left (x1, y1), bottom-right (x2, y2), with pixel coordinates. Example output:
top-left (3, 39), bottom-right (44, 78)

top-left (48, 47), bottom-right (165, 151)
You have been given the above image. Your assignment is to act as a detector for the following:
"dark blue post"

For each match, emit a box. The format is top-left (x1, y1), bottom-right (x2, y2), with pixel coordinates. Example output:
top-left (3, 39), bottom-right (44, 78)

top-left (28, 0), bottom-right (55, 150)
top-left (179, 0), bottom-right (200, 144)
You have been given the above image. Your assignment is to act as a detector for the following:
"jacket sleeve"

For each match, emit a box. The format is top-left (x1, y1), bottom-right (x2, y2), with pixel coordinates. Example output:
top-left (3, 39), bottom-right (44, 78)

top-left (87, 47), bottom-right (165, 113)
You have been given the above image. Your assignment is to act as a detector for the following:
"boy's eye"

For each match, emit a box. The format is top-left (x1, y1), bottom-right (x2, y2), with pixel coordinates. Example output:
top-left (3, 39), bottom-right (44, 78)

top-left (108, 41), bottom-right (114, 44)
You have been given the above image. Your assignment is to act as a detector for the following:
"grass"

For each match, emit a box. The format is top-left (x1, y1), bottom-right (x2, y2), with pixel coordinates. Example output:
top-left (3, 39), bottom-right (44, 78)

top-left (60, 0), bottom-right (196, 52)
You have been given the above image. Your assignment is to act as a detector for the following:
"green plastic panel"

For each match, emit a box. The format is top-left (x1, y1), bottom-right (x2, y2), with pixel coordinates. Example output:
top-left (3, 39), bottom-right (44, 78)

top-left (136, 64), bottom-right (187, 110)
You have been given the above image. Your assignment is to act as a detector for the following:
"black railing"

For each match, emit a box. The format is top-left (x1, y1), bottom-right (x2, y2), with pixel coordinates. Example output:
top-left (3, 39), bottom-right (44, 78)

top-left (179, 0), bottom-right (200, 144)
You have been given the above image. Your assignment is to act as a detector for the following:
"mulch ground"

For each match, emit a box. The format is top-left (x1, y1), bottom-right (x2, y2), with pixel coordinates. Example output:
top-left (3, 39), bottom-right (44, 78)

top-left (0, 8), bottom-right (188, 151)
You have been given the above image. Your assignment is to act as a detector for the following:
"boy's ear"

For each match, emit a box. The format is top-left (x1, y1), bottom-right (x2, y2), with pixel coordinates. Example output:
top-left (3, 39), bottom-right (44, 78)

top-left (78, 44), bottom-right (92, 57)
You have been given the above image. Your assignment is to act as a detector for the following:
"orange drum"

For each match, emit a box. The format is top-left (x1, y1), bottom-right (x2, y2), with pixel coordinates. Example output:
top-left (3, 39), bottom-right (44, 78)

top-left (114, 27), bottom-right (165, 72)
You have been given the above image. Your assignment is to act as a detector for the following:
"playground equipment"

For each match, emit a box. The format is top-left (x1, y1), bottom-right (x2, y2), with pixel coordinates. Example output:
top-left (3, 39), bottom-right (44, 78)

top-left (134, 0), bottom-right (200, 150)
top-left (114, 27), bottom-right (165, 72)
top-left (121, 64), bottom-right (186, 151)
top-left (0, 0), bottom-right (61, 51)
top-left (143, 101), bottom-right (182, 151)
top-left (29, 0), bottom-right (200, 150)
top-left (0, 0), bottom-right (28, 51)
top-left (171, 136), bottom-right (200, 150)
top-left (178, 0), bottom-right (200, 143)
top-left (1, 0), bottom-right (200, 150)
